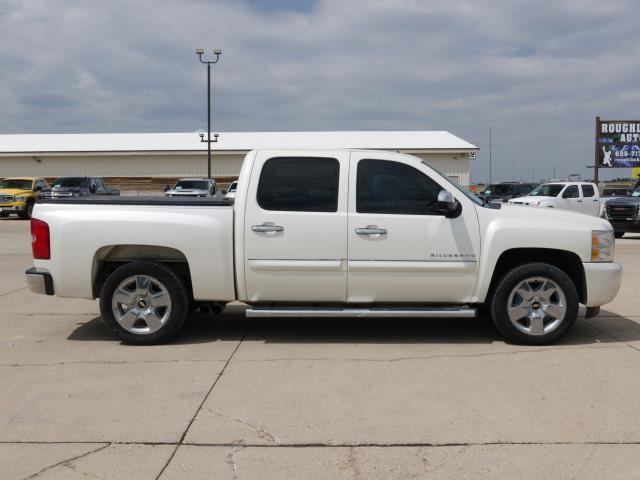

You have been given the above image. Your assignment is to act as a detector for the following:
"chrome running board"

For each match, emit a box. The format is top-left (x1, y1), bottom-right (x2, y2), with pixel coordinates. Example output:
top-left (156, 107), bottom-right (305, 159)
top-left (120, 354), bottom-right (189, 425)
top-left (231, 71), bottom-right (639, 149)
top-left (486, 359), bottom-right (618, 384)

top-left (245, 307), bottom-right (477, 318)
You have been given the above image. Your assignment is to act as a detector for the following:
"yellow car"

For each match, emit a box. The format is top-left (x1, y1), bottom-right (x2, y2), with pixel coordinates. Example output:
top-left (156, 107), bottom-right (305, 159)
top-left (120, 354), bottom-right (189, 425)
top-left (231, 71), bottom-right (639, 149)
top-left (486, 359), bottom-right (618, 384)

top-left (0, 177), bottom-right (49, 219)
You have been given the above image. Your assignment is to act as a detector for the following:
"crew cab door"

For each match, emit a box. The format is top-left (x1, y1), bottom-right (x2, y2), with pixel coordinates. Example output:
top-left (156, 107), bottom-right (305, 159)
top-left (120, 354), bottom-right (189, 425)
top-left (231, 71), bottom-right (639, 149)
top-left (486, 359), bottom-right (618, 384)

top-left (560, 185), bottom-right (582, 213)
top-left (244, 151), bottom-right (349, 302)
top-left (581, 184), bottom-right (599, 216)
top-left (346, 153), bottom-right (481, 303)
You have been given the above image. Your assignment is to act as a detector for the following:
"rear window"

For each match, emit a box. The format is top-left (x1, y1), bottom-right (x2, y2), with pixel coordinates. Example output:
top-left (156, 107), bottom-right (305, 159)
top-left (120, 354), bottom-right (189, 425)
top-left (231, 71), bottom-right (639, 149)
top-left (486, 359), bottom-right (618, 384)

top-left (257, 157), bottom-right (339, 212)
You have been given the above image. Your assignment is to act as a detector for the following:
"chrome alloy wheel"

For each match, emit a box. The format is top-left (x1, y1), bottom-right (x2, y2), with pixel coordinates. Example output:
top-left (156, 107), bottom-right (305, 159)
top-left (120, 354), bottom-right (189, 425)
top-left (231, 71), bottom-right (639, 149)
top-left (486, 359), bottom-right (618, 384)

top-left (111, 275), bottom-right (172, 334)
top-left (507, 276), bottom-right (567, 336)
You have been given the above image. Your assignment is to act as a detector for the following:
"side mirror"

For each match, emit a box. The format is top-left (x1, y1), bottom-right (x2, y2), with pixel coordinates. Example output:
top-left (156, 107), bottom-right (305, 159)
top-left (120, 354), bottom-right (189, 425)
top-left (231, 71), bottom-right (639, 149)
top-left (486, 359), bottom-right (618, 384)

top-left (437, 190), bottom-right (462, 218)
top-left (90, 184), bottom-right (97, 193)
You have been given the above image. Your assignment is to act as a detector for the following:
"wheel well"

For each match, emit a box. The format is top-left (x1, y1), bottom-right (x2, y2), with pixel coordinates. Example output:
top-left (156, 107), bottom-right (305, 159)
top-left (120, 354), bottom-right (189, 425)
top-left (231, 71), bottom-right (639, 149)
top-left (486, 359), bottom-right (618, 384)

top-left (487, 248), bottom-right (586, 304)
top-left (92, 245), bottom-right (192, 299)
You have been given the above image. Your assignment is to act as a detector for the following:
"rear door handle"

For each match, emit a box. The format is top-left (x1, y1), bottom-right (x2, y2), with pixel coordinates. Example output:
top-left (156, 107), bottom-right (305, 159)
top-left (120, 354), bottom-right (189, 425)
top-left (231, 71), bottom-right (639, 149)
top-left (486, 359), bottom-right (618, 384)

top-left (355, 227), bottom-right (388, 235)
top-left (252, 224), bottom-right (284, 233)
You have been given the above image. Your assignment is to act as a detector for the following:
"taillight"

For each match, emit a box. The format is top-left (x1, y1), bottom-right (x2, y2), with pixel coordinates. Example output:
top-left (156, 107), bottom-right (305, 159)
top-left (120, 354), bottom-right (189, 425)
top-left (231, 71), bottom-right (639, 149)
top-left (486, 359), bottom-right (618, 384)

top-left (31, 218), bottom-right (50, 260)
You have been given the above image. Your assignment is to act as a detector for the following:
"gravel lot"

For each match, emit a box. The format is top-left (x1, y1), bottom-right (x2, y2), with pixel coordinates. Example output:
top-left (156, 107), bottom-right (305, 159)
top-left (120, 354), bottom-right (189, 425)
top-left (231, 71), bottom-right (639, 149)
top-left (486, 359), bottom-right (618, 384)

top-left (1, 217), bottom-right (639, 479)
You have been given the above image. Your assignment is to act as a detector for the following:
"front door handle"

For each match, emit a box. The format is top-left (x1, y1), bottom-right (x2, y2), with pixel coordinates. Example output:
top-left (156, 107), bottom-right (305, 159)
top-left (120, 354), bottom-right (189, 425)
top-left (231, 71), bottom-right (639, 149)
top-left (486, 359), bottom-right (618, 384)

top-left (252, 224), bottom-right (284, 233)
top-left (355, 227), bottom-right (388, 235)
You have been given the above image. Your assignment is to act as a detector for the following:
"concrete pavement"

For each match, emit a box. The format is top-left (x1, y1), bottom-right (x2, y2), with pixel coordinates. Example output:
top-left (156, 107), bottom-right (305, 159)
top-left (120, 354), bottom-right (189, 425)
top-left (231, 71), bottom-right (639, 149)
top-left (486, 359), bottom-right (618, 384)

top-left (1, 217), bottom-right (639, 479)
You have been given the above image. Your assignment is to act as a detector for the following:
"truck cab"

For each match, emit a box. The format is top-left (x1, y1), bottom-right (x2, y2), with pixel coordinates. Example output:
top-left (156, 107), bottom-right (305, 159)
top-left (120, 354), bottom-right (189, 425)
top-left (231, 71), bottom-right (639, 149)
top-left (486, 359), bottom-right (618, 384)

top-left (508, 182), bottom-right (600, 216)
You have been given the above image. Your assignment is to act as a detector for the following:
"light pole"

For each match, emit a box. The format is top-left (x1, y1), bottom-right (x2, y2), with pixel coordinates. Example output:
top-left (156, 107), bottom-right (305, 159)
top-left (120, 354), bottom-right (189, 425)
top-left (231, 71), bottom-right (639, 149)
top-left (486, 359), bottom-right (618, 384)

top-left (195, 48), bottom-right (222, 179)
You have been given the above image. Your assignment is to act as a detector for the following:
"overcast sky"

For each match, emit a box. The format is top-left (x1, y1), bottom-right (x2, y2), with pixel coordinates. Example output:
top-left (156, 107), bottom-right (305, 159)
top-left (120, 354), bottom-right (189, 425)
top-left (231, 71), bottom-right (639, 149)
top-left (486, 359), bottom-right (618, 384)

top-left (1, 0), bottom-right (639, 182)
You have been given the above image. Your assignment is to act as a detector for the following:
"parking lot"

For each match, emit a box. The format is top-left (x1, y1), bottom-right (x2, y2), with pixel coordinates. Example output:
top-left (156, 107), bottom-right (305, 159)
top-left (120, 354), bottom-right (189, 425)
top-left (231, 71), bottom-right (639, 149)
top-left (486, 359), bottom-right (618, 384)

top-left (1, 216), bottom-right (639, 479)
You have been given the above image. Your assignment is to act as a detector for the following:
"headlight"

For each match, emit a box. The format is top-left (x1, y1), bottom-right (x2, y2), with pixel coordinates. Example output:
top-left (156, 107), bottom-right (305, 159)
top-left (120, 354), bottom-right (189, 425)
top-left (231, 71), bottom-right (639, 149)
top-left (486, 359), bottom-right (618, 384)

top-left (591, 230), bottom-right (614, 262)
top-left (15, 196), bottom-right (27, 202)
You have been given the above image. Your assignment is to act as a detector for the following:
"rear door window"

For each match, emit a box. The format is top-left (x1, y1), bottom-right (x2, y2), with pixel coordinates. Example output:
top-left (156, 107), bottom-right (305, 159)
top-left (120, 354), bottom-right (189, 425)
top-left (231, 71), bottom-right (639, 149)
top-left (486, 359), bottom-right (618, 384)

top-left (581, 185), bottom-right (595, 197)
top-left (257, 157), bottom-right (340, 212)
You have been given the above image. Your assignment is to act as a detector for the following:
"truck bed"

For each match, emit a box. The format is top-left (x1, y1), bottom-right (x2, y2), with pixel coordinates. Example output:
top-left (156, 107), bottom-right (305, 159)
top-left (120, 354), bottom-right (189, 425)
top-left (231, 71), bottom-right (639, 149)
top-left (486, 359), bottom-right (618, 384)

top-left (38, 196), bottom-right (232, 206)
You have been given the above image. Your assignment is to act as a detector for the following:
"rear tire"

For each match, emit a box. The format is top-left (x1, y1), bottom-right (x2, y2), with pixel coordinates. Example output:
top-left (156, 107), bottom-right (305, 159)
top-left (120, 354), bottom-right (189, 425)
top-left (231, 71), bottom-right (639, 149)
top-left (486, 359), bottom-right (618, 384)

top-left (489, 262), bottom-right (579, 345)
top-left (99, 261), bottom-right (189, 345)
top-left (614, 231), bottom-right (625, 239)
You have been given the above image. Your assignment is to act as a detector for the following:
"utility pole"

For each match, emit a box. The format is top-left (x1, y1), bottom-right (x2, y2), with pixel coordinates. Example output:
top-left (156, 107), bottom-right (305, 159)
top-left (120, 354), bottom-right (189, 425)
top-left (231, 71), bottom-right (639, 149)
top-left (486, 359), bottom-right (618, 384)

top-left (594, 116), bottom-right (600, 185)
top-left (195, 48), bottom-right (222, 179)
top-left (489, 126), bottom-right (492, 185)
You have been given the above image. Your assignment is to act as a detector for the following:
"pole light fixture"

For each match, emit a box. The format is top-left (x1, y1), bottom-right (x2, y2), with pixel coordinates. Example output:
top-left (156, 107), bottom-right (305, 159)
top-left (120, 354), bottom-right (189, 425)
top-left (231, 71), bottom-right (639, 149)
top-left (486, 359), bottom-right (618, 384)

top-left (195, 48), bottom-right (222, 179)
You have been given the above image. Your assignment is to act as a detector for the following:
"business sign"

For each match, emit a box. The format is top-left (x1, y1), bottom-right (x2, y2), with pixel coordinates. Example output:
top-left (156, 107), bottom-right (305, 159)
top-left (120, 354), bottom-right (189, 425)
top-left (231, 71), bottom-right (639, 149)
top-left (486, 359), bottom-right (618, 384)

top-left (597, 119), bottom-right (640, 168)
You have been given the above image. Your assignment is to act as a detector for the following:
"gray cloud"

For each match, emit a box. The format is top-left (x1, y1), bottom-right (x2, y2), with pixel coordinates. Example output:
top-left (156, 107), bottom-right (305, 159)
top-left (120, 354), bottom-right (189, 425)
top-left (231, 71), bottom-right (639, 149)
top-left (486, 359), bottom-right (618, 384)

top-left (1, 0), bottom-right (639, 182)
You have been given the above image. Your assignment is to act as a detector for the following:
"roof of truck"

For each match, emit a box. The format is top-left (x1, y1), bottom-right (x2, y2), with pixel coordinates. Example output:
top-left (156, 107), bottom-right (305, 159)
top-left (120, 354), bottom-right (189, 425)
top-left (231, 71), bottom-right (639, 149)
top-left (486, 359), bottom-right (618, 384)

top-left (0, 131), bottom-right (477, 154)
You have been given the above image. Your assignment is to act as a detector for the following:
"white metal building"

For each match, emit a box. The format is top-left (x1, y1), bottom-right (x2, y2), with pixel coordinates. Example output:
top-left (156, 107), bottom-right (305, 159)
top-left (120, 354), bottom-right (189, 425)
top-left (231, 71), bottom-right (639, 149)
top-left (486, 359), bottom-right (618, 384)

top-left (0, 131), bottom-right (477, 186)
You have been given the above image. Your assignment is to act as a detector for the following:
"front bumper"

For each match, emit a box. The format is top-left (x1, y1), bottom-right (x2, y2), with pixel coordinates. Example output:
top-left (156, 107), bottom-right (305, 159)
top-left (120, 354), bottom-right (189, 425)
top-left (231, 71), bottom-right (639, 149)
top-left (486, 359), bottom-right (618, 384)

top-left (25, 267), bottom-right (54, 295)
top-left (583, 262), bottom-right (623, 307)
top-left (609, 221), bottom-right (640, 233)
top-left (0, 202), bottom-right (26, 212)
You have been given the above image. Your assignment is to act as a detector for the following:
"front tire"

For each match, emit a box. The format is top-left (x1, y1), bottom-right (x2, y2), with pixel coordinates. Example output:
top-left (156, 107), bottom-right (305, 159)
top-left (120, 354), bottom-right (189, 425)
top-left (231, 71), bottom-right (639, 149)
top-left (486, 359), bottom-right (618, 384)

top-left (489, 263), bottom-right (579, 345)
top-left (614, 231), bottom-right (625, 239)
top-left (99, 261), bottom-right (189, 345)
top-left (19, 201), bottom-right (34, 219)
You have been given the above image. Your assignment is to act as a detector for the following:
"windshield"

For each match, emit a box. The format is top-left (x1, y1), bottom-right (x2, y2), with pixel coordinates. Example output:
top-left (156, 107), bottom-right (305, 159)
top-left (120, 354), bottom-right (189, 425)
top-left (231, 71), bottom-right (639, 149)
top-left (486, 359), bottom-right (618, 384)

top-left (530, 184), bottom-right (564, 197)
top-left (482, 184), bottom-right (514, 196)
top-left (228, 181), bottom-right (237, 192)
top-left (0, 179), bottom-right (32, 190)
top-left (174, 180), bottom-right (209, 190)
top-left (53, 177), bottom-right (90, 188)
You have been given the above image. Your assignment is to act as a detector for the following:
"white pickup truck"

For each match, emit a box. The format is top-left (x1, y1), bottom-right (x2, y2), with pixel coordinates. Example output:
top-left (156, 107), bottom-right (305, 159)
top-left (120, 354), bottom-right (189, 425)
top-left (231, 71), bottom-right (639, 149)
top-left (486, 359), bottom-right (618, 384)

top-left (25, 149), bottom-right (622, 345)
top-left (507, 182), bottom-right (601, 216)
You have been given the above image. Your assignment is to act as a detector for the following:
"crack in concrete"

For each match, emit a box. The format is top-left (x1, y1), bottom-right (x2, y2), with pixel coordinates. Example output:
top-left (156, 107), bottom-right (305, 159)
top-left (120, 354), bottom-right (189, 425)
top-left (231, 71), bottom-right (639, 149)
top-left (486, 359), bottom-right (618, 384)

top-left (20, 443), bottom-right (110, 480)
top-left (0, 287), bottom-right (27, 297)
top-left (226, 344), bottom-right (621, 364)
top-left (155, 318), bottom-right (255, 480)
top-left (1, 358), bottom-right (222, 368)
top-left (228, 445), bottom-right (245, 480)
top-left (205, 409), bottom-right (279, 444)
top-left (346, 446), bottom-right (361, 479)
top-left (4, 439), bottom-right (640, 449)
top-left (0, 343), bottom-right (622, 369)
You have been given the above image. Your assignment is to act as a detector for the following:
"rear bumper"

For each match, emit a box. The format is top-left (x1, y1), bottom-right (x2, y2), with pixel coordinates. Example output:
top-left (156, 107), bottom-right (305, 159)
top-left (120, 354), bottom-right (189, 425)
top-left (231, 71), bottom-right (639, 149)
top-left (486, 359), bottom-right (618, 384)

top-left (583, 262), bottom-right (622, 307)
top-left (25, 267), bottom-right (54, 295)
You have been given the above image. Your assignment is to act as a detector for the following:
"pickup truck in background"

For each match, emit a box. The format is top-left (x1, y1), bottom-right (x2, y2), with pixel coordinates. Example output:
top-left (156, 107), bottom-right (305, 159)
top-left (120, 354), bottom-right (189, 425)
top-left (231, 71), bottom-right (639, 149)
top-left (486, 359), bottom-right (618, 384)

top-left (507, 182), bottom-right (601, 216)
top-left (165, 178), bottom-right (217, 197)
top-left (0, 177), bottom-right (49, 219)
top-left (25, 149), bottom-right (622, 346)
top-left (478, 182), bottom-right (538, 203)
top-left (42, 177), bottom-right (120, 198)
top-left (603, 186), bottom-right (640, 238)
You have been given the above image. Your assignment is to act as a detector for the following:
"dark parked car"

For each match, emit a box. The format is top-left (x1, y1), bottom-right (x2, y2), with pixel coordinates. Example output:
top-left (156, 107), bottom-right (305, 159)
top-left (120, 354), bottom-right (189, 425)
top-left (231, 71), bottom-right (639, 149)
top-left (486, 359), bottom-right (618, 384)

top-left (42, 177), bottom-right (120, 198)
top-left (479, 182), bottom-right (538, 203)
top-left (603, 187), bottom-right (640, 238)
